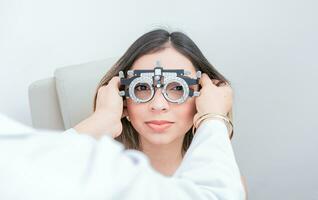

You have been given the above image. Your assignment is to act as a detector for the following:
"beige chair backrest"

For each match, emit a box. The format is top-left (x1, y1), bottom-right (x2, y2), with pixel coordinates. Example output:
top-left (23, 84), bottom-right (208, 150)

top-left (28, 57), bottom-right (117, 130)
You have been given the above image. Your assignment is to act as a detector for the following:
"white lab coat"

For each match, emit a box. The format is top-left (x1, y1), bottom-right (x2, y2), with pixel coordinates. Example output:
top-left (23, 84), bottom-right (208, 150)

top-left (0, 114), bottom-right (245, 200)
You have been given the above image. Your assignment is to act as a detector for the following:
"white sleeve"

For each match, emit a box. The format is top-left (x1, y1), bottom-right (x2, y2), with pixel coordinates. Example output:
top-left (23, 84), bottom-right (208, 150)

top-left (63, 128), bottom-right (85, 135)
top-left (0, 119), bottom-right (245, 200)
top-left (103, 119), bottom-right (245, 200)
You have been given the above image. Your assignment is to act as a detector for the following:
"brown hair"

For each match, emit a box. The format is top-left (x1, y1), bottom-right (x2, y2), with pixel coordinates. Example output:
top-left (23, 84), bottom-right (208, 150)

top-left (93, 29), bottom-right (233, 155)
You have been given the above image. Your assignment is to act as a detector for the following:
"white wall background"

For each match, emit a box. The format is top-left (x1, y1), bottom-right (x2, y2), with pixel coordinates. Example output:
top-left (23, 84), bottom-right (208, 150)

top-left (1, 0), bottom-right (317, 199)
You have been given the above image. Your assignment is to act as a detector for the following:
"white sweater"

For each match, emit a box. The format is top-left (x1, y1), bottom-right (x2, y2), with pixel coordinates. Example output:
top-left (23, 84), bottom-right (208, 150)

top-left (0, 114), bottom-right (245, 200)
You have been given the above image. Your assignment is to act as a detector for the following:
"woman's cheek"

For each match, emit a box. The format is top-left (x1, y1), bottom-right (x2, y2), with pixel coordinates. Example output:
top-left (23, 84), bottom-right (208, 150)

top-left (175, 102), bottom-right (196, 130)
top-left (127, 103), bottom-right (146, 125)
top-left (184, 99), bottom-right (197, 118)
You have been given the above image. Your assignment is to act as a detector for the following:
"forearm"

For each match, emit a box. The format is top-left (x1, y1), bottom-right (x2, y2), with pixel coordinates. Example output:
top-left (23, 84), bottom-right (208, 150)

top-left (74, 111), bottom-right (121, 139)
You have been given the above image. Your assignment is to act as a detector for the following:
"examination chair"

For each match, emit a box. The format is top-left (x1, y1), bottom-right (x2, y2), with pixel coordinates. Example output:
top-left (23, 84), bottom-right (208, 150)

top-left (28, 57), bottom-right (117, 130)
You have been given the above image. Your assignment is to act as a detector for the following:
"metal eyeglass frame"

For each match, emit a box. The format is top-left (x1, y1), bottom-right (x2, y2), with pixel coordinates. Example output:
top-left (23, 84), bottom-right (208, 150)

top-left (118, 61), bottom-right (201, 104)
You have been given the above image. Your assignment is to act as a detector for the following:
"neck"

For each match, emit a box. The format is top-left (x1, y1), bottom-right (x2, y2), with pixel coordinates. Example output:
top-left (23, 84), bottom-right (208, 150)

top-left (139, 135), bottom-right (184, 176)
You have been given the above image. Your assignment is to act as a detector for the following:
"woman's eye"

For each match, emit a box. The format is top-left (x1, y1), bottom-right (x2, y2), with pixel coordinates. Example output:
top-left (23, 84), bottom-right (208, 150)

top-left (136, 85), bottom-right (149, 91)
top-left (171, 86), bottom-right (183, 91)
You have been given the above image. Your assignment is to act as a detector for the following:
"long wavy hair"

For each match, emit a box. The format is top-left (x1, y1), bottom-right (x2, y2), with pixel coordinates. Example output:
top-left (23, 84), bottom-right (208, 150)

top-left (93, 29), bottom-right (233, 155)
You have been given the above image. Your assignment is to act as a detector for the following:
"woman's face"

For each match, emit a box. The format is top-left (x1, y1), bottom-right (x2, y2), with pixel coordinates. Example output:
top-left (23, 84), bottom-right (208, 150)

top-left (126, 47), bottom-right (197, 145)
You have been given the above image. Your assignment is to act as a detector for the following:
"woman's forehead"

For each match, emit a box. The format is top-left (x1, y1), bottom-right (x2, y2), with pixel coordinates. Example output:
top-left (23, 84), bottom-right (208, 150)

top-left (131, 48), bottom-right (195, 72)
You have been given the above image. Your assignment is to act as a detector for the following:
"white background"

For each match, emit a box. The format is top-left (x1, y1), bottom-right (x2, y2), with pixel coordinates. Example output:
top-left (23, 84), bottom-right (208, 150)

top-left (1, 0), bottom-right (317, 199)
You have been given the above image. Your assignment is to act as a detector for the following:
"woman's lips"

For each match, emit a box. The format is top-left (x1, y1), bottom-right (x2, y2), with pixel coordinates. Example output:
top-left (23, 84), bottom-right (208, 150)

top-left (145, 121), bottom-right (174, 132)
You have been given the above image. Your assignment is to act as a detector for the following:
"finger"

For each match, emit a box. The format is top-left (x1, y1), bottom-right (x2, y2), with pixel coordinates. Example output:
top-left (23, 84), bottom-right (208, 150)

top-left (97, 85), bottom-right (107, 95)
top-left (211, 79), bottom-right (220, 85)
top-left (199, 73), bottom-right (215, 88)
top-left (211, 79), bottom-right (230, 87)
top-left (219, 81), bottom-right (230, 87)
top-left (109, 76), bottom-right (121, 90)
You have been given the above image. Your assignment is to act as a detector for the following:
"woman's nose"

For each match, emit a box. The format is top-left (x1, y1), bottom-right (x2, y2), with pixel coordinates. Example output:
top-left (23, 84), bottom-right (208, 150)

top-left (148, 88), bottom-right (169, 112)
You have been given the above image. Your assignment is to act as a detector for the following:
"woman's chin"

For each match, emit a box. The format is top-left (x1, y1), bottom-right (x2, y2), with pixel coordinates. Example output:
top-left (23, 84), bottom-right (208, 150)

top-left (142, 134), bottom-right (174, 145)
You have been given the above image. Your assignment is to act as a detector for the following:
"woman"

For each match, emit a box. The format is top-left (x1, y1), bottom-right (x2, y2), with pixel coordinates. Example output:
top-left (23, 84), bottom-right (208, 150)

top-left (74, 29), bottom-right (247, 197)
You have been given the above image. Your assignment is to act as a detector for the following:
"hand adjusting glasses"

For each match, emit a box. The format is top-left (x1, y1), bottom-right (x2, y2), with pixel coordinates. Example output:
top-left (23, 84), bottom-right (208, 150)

top-left (118, 61), bottom-right (201, 104)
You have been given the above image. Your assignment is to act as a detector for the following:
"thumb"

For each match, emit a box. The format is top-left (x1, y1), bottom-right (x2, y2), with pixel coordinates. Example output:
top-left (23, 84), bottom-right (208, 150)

top-left (199, 73), bottom-right (214, 88)
top-left (109, 76), bottom-right (121, 91)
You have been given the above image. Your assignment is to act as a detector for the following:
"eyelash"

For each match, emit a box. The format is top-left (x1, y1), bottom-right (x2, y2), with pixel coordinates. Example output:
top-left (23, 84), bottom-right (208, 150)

top-left (135, 85), bottom-right (150, 91)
